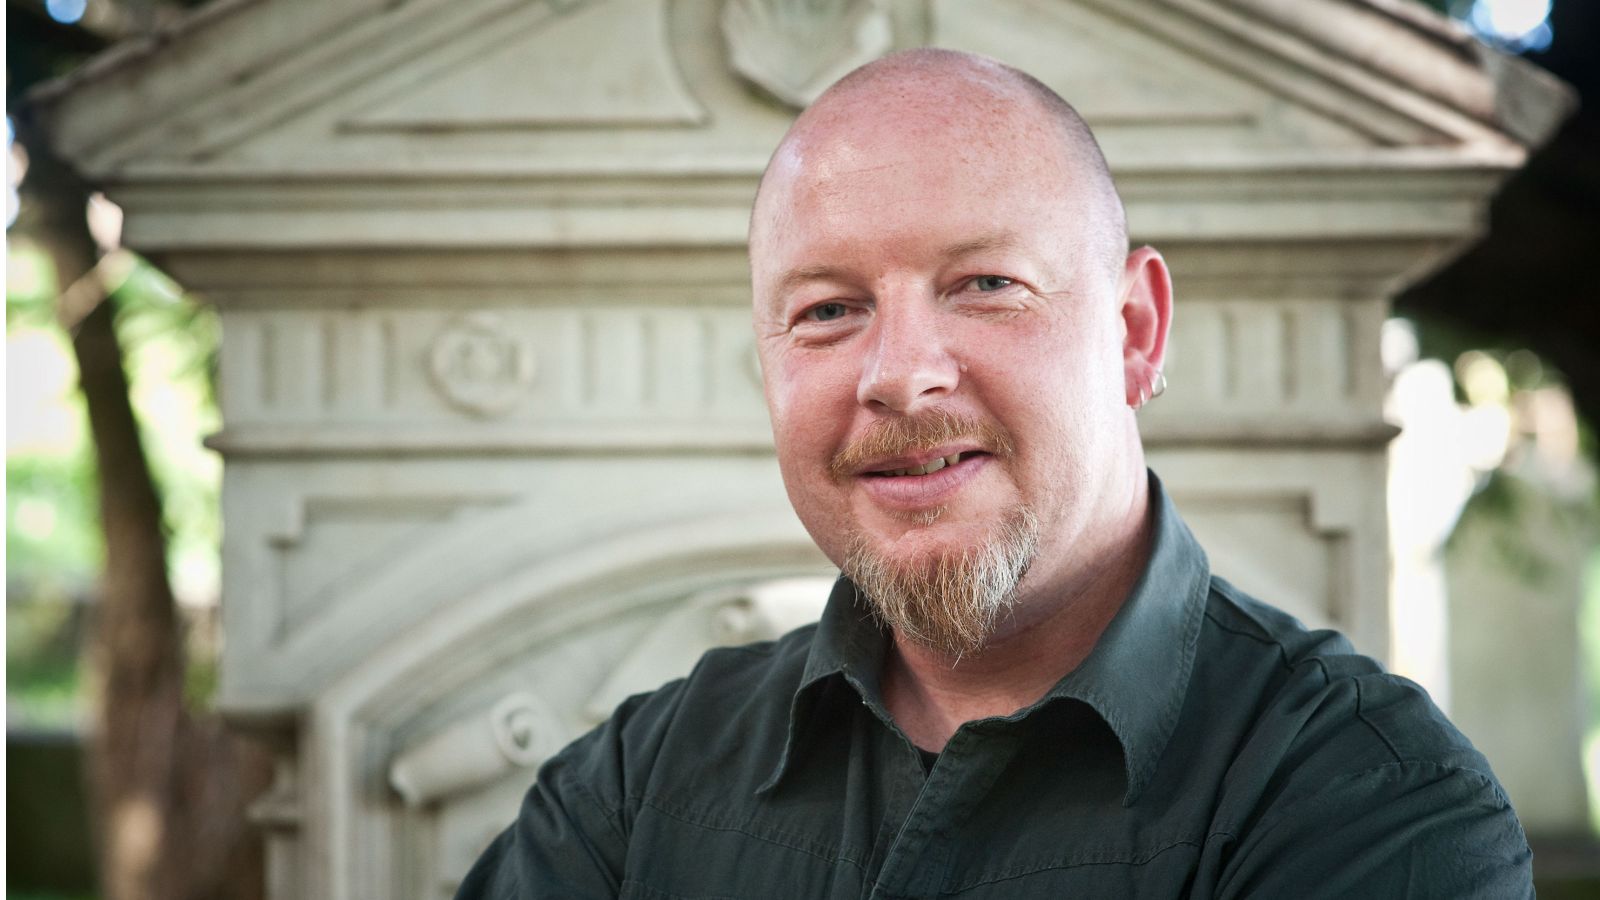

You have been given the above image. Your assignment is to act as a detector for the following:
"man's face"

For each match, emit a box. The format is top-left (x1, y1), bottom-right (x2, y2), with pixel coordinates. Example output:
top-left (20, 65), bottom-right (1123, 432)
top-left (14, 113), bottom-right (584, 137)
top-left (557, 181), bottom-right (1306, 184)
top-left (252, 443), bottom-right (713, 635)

top-left (751, 86), bottom-right (1151, 649)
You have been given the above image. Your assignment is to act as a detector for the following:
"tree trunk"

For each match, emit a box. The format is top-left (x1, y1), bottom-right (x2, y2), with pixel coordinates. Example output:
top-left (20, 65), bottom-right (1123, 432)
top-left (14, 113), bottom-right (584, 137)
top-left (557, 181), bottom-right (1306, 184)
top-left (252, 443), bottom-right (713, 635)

top-left (16, 119), bottom-right (273, 900)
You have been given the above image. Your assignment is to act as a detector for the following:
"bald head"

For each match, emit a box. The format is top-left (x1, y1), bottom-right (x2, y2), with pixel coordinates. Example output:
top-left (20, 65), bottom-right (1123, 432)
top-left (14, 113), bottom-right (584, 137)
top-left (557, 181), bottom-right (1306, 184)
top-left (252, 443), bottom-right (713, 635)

top-left (750, 49), bottom-right (1128, 278)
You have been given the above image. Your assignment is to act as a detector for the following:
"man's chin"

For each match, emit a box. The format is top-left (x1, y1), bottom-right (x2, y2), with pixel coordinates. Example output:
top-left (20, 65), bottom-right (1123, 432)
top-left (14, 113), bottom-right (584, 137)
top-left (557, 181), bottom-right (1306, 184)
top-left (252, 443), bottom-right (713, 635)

top-left (886, 505), bottom-right (947, 527)
top-left (842, 507), bottom-right (1040, 657)
top-left (853, 510), bottom-right (1000, 553)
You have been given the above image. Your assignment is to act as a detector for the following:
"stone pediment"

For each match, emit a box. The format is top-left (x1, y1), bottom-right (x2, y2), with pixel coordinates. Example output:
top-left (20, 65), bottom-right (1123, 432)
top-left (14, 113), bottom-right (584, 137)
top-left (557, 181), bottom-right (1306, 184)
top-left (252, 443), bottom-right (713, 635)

top-left (27, 6), bottom-right (1577, 894)
top-left (32, 0), bottom-right (1569, 251)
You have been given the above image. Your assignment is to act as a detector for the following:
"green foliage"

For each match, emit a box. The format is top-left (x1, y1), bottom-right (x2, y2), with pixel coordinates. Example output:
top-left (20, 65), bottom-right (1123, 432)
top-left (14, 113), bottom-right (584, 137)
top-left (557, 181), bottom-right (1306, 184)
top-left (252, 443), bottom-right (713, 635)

top-left (107, 255), bottom-right (225, 603)
top-left (1450, 468), bottom-right (1594, 588)
top-left (7, 241), bottom-right (99, 596)
top-left (6, 598), bottom-right (90, 728)
top-left (6, 236), bottom-right (60, 318)
top-left (6, 453), bottom-right (101, 596)
top-left (7, 235), bottom-right (225, 723)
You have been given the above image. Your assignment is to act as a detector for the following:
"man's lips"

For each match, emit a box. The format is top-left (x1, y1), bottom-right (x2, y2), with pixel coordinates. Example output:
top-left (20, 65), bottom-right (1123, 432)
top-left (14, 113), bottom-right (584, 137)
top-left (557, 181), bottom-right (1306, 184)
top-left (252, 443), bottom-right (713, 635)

top-left (860, 449), bottom-right (989, 478)
top-left (854, 450), bottom-right (993, 509)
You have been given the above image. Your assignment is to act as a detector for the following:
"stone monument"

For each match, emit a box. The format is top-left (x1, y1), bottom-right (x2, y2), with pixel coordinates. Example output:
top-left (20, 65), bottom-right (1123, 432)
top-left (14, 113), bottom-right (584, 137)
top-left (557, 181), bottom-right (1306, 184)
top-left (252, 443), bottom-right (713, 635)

top-left (32, 0), bottom-right (1569, 895)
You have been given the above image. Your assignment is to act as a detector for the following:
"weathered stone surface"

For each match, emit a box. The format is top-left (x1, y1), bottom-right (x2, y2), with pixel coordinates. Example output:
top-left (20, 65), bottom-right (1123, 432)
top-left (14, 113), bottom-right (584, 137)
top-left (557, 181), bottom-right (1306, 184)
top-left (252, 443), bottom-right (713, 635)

top-left (31, 0), bottom-right (1568, 895)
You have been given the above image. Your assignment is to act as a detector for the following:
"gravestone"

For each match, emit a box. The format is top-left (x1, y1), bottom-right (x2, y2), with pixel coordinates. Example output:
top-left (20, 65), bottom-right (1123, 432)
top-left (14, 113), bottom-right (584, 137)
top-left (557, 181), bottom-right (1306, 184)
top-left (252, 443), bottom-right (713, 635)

top-left (33, 0), bottom-right (1569, 894)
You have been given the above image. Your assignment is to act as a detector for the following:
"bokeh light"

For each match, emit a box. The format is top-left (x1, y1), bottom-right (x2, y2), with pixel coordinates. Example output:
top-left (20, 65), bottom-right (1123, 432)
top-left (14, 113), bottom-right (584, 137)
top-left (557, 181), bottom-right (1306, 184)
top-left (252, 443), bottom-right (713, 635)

top-left (1469, 0), bottom-right (1554, 51)
top-left (45, 0), bottom-right (87, 25)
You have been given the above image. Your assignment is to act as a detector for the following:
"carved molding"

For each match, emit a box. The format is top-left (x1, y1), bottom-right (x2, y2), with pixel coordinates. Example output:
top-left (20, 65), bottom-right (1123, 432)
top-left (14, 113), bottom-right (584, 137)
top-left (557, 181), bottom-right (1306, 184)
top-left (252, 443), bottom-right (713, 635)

top-left (264, 491), bottom-right (516, 646)
top-left (221, 307), bottom-right (767, 429)
top-left (214, 302), bottom-right (1390, 456)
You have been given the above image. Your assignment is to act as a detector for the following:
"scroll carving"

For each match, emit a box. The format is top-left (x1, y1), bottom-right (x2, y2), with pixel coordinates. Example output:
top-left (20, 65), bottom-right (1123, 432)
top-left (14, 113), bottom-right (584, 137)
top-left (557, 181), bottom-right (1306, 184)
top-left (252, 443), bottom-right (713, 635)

top-left (388, 692), bottom-right (563, 806)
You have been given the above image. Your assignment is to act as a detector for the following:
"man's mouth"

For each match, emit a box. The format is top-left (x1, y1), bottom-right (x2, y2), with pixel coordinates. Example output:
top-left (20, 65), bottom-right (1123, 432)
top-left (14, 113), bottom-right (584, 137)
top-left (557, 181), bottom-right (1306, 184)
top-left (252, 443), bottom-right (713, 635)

top-left (828, 410), bottom-right (1014, 481)
top-left (866, 451), bottom-right (986, 478)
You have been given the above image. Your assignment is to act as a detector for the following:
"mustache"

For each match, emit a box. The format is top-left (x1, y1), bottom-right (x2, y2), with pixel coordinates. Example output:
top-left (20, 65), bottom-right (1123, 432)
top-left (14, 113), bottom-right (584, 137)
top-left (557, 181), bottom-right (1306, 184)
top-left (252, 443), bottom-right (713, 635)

top-left (829, 409), bottom-right (1015, 479)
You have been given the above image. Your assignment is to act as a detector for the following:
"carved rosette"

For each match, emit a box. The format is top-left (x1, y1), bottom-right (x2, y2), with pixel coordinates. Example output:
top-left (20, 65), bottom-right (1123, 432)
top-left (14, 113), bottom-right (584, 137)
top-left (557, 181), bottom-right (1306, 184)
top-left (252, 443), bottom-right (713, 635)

top-left (721, 0), bottom-right (893, 108)
top-left (427, 313), bottom-right (536, 418)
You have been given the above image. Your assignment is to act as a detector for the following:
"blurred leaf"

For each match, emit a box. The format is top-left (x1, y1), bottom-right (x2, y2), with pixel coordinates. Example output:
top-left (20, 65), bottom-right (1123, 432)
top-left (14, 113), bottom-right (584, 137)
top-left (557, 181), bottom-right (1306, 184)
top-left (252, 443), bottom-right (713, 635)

top-left (7, 596), bottom-right (90, 729)
top-left (7, 453), bottom-right (102, 592)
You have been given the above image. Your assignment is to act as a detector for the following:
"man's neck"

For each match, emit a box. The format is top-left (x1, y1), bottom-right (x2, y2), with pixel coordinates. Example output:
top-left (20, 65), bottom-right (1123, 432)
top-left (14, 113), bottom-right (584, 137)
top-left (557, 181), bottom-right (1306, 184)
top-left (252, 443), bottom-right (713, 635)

top-left (881, 472), bottom-right (1154, 752)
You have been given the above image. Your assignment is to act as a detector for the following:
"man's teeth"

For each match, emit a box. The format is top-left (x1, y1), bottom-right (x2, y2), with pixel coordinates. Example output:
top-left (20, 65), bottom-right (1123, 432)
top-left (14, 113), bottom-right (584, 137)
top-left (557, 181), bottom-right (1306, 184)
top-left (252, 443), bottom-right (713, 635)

top-left (882, 454), bottom-right (963, 477)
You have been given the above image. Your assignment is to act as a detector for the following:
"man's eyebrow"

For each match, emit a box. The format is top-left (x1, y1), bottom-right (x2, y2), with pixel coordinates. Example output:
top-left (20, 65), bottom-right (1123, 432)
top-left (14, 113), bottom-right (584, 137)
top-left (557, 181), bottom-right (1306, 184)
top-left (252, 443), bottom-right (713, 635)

top-left (772, 265), bottom-right (850, 302)
top-left (767, 233), bottom-right (1026, 310)
top-left (939, 233), bottom-right (1024, 259)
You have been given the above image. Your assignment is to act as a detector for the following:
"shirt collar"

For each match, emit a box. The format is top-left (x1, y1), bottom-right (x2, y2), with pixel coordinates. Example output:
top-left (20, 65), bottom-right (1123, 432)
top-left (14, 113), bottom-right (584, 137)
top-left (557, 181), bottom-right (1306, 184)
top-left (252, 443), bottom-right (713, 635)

top-left (758, 471), bottom-right (1211, 805)
top-left (754, 577), bottom-right (889, 795)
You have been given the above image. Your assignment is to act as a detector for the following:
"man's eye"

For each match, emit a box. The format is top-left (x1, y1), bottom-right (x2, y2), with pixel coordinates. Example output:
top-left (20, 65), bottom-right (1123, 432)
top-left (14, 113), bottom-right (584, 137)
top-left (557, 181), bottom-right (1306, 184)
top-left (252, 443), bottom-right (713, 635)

top-left (806, 303), bottom-right (849, 322)
top-left (972, 275), bottom-right (1014, 292)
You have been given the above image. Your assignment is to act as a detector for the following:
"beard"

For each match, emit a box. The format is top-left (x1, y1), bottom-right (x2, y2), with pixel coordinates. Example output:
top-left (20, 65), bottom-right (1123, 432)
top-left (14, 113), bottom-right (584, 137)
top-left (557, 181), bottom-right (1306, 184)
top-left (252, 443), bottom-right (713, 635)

top-left (843, 505), bottom-right (1040, 658)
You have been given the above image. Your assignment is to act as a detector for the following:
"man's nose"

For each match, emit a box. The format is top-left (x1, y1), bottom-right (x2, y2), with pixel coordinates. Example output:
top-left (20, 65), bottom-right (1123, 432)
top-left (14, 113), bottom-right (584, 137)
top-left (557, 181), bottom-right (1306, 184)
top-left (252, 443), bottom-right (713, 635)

top-left (856, 298), bottom-right (961, 413)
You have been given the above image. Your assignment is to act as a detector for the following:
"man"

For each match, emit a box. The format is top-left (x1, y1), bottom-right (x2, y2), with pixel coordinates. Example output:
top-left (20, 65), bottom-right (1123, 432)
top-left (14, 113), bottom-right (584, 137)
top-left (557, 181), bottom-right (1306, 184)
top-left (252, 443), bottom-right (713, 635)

top-left (459, 49), bottom-right (1531, 898)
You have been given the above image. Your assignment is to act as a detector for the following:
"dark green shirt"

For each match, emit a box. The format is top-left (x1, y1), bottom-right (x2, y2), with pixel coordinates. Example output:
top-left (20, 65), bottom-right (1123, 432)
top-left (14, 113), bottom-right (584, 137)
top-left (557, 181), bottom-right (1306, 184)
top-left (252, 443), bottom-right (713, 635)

top-left (458, 480), bottom-right (1532, 898)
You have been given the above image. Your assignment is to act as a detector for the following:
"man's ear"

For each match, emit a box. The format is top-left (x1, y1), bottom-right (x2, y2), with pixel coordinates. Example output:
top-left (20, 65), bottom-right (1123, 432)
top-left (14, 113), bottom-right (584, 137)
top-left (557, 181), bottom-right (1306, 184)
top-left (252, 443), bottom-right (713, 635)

top-left (1120, 246), bottom-right (1173, 408)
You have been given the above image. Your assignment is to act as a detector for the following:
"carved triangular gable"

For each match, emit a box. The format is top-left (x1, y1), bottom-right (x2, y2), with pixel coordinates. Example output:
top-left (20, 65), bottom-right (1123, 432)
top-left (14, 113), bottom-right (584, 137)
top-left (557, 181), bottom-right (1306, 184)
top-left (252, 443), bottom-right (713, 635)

top-left (30, 0), bottom-right (1572, 258)
top-left (344, 1), bottom-right (706, 131)
top-left (936, 0), bottom-right (1382, 163)
top-left (39, 0), bottom-right (1553, 181)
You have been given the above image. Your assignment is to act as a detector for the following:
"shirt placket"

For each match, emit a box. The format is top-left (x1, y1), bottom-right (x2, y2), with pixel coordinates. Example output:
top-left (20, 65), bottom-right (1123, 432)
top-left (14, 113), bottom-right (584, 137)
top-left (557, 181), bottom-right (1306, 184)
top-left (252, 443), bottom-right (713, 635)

top-left (868, 723), bottom-right (1025, 900)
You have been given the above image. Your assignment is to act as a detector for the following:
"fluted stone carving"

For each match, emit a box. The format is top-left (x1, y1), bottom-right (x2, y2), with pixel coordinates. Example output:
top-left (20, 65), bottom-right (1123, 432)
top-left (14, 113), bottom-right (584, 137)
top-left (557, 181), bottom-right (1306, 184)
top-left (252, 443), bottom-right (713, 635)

top-left (28, 0), bottom-right (1567, 895)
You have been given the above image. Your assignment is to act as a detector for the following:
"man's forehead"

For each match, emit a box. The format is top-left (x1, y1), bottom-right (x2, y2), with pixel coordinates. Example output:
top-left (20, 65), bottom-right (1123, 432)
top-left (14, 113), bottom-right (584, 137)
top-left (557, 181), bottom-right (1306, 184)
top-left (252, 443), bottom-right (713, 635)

top-left (749, 51), bottom-right (1127, 295)
top-left (760, 59), bottom-right (1055, 190)
top-left (757, 115), bottom-right (1050, 242)
top-left (756, 122), bottom-right (1074, 252)
top-left (783, 94), bottom-right (1040, 173)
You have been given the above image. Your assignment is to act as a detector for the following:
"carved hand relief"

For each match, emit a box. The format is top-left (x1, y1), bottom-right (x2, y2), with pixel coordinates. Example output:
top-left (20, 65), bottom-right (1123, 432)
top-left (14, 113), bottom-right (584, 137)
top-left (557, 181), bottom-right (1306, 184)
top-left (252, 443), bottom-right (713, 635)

top-left (427, 313), bottom-right (536, 418)
top-left (721, 0), bottom-right (893, 108)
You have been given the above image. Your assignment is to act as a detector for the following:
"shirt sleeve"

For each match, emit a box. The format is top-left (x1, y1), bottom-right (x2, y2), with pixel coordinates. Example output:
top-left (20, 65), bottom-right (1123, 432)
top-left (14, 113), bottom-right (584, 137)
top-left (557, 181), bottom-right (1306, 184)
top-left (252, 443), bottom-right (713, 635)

top-left (454, 693), bottom-right (652, 900)
top-left (1216, 760), bottom-right (1534, 899)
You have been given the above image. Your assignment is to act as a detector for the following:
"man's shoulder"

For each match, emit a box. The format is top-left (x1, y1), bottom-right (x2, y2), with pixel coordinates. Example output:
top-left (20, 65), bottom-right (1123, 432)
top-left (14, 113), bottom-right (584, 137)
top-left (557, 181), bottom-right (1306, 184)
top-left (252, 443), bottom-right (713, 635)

top-left (669, 620), bottom-right (820, 708)
top-left (580, 622), bottom-right (821, 782)
top-left (1195, 575), bottom-right (1502, 796)
top-left (1189, 579), bottom-right (1530, 895)
top-left (1200, 574), bottom-right (1362, 672)
top-left (692, 621), bottom-right (821, 678)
